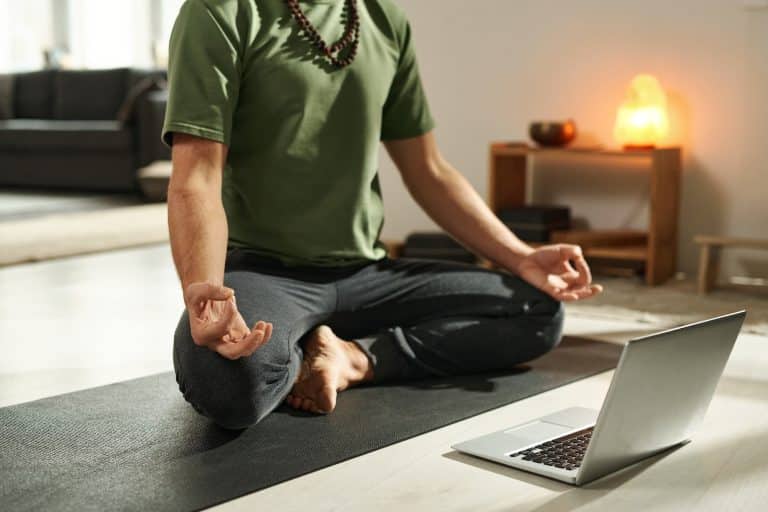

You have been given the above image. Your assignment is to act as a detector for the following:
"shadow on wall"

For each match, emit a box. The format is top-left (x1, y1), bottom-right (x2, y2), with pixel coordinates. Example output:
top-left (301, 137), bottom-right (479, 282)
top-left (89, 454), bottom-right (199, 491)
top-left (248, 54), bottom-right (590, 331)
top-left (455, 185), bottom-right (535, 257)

top-left (532, 156), bottom-right (652, 236)
top-left (678, 156), bottom-right (727, 275)
top-left (667, 86), bottom-right (728, 277)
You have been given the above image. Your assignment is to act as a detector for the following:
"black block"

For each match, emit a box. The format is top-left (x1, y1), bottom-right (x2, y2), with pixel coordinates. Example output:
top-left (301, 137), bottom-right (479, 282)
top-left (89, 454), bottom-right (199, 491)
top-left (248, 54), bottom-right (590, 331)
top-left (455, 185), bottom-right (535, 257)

top-left (497, 205), bottom-right (571, 225)
top-left (402, 232), bottom-right (477, 263)
top-left (498, 205), bottom-right (571, 243)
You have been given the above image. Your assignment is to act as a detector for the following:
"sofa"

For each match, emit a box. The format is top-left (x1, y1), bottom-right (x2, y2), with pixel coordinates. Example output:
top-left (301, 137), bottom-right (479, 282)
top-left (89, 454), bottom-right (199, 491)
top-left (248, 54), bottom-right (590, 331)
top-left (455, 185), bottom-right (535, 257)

top-left (0, 68), bottom-right (170, 192)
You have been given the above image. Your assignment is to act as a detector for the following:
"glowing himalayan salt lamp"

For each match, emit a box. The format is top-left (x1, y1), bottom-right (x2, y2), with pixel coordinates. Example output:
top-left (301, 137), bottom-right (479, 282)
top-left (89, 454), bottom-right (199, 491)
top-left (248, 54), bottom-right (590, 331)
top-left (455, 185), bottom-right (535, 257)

top-left (613, 74), bottom-right (670, 149)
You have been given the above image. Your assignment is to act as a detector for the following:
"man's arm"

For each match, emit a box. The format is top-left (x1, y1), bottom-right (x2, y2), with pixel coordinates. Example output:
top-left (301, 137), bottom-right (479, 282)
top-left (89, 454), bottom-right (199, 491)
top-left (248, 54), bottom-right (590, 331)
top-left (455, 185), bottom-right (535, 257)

top-left (167, 134), bottom-right (229, 290)
top-left (167, 133), bottom-right (273, 357)
top-left (384, 132), bottom-right (533, 271)
top-left (384, 132), bottom-right (601, 301)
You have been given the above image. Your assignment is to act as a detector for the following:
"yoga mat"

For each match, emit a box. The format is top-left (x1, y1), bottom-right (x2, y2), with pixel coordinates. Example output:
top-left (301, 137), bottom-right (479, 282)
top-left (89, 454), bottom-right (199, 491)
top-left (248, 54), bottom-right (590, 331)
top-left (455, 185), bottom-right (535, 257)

top-left (0, 337), bottom-right (621, 511)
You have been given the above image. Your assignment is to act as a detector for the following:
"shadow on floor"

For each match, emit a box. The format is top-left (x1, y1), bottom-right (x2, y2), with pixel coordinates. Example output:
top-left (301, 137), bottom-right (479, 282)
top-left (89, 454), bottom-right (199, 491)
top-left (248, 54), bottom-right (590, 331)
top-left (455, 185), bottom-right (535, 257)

top-left (448, 425), bottom-right (768, 512)
top-left (443, 446), bottom-right (681, 510)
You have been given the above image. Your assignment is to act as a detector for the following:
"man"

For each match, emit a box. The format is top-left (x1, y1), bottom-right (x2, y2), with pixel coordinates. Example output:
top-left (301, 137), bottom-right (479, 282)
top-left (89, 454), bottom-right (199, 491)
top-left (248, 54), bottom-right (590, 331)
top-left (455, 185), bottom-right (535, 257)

top-left (164, 0), bottom-right (602, 430)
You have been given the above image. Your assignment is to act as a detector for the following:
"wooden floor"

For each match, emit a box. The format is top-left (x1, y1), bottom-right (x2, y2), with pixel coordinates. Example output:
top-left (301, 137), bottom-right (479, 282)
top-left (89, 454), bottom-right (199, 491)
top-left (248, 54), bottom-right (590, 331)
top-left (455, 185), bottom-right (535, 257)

top-left (1, 245), bottom-right (766, 511)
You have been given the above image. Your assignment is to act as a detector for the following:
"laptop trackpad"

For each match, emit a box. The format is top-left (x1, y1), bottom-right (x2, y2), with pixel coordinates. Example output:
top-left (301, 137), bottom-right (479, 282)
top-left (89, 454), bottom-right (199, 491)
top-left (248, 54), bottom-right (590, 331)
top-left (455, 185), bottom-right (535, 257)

top-left (503, 421), bottom-right (573, 445)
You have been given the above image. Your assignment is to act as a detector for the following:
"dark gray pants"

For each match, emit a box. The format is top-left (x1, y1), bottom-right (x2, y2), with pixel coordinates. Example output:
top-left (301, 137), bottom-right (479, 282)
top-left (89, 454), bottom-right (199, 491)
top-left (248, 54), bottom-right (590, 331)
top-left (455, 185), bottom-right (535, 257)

top-left (173, 249), bottom-right (564, 429)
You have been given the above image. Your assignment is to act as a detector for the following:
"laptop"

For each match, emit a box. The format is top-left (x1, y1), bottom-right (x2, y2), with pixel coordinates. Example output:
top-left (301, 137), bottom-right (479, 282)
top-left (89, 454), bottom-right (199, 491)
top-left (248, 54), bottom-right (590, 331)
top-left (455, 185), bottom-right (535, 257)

top-left (451, 311), bottom-right (746, 485)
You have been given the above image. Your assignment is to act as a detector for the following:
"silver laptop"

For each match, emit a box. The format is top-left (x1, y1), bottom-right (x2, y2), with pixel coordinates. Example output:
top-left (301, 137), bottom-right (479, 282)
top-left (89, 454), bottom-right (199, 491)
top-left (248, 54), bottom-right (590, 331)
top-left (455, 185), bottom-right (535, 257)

top-left (452, 311), bottom-right (745, 485)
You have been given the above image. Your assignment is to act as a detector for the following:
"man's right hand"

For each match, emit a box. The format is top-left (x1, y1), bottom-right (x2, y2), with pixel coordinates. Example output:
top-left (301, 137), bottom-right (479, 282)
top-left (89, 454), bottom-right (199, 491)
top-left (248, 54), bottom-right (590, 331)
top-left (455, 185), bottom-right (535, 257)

top-left (184, 282), bottom-right (273, 360)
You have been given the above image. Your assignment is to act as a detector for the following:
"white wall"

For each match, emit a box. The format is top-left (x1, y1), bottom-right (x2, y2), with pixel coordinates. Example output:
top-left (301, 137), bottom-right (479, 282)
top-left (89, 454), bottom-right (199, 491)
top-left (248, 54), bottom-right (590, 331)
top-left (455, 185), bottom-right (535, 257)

top-left (379, 0), bottom-right (768, 279)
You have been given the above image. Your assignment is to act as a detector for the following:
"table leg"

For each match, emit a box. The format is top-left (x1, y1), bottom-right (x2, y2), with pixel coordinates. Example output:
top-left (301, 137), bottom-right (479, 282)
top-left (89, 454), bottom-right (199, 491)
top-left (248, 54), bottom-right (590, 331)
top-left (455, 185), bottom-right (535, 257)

top-left (698, 244), bottom-right (721, 294)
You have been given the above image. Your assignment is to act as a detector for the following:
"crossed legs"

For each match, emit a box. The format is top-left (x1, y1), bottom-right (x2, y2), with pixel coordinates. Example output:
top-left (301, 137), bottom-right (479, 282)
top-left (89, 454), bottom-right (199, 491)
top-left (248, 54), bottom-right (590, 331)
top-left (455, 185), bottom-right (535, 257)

top-left (173, 257), bottom-right (564, 429)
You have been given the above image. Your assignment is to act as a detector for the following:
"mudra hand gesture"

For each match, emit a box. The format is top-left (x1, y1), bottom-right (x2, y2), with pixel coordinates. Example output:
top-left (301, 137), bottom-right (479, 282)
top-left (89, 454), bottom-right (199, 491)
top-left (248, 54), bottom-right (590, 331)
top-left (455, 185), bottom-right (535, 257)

top-left (516, 244), bottom-right (603, 301)
top-left (184, 282), bottom-right (274, 359)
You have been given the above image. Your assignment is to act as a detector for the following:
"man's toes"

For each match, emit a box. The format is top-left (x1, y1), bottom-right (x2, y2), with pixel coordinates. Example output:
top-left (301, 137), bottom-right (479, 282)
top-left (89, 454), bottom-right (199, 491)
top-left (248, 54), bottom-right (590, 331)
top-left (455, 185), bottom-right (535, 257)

top-left (301, 397), bottom-right (313, 411)
top-left (316, 385), bottom-right (336, 412)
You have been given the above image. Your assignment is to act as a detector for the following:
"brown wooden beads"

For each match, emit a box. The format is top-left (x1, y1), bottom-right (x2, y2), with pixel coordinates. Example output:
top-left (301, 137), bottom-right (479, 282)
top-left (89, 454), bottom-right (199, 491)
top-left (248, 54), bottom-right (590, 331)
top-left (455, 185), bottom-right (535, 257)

top-left (284, 0), bottom-right (360, 69)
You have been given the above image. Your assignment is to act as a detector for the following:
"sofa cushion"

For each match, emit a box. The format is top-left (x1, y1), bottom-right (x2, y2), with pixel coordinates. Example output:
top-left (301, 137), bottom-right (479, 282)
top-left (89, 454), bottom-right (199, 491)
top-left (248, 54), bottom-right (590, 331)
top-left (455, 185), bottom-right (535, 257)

top-left (13, 70), bottom-right (56, 119)
top-left (0, 120), bottom-right (132, 151)
top-left (53, 68), bottom-right (129, 120)
top-left (0, 74), bottom-right (13, 119)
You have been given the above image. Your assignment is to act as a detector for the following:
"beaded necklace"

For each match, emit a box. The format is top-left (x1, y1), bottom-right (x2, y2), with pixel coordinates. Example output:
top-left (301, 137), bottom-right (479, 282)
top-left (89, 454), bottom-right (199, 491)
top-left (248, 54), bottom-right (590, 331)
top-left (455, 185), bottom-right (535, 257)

top-left (284, 0), bottom-right (360, 69)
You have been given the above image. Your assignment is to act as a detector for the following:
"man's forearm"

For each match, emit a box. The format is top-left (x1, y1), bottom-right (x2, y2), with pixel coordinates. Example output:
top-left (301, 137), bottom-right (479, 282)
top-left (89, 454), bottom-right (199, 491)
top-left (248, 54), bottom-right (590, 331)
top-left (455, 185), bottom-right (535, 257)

top-left (166, 135), bottom-right (231, 296)
top-left (167, 185), bottom-right (229, 292)
top-left (404, 162), bottom-right (533, 273)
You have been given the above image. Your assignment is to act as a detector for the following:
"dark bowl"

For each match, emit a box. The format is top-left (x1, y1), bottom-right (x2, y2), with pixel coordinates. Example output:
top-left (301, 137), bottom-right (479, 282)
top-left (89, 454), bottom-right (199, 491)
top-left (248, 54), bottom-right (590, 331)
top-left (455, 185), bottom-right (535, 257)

top-left (529, 120), bottom-right (577, 147)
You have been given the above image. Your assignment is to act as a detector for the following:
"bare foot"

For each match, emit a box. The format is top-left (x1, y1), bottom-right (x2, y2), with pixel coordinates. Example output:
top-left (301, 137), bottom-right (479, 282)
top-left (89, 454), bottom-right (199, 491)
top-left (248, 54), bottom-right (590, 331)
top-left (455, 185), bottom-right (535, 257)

top-left (286, 325), bottom-right (373, 414)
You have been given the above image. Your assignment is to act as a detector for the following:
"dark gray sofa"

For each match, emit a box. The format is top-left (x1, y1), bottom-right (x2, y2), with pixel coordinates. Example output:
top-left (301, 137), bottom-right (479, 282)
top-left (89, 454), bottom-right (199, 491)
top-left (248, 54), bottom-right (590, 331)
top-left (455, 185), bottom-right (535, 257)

top-left (0, 68), bottom-right (169, 192)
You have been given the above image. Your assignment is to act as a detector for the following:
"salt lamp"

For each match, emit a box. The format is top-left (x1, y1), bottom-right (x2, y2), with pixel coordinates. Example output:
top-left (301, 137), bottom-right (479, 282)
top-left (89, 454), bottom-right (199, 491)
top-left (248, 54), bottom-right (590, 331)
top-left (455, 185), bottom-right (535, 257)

top-left (613, 74), bottom-right (669, 149)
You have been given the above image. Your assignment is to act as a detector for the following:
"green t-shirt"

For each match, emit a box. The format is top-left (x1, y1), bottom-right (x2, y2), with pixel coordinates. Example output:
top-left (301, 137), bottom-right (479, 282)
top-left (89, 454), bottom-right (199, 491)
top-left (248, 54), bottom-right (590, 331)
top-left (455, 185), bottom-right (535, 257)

top-left (162, 0), bottom-right (435, 267)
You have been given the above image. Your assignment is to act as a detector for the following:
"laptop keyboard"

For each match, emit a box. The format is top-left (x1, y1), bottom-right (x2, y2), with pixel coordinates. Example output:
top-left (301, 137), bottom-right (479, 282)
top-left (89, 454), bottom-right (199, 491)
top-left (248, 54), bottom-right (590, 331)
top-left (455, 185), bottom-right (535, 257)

top-left (509, 427), bottom-right (593, 471)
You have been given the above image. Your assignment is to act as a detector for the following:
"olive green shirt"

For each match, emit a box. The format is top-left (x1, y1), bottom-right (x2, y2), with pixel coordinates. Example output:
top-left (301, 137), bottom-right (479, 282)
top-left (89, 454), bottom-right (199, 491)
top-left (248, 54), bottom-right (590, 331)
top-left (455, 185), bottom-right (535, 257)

top-left (162, 0), bottom-right (435, 266)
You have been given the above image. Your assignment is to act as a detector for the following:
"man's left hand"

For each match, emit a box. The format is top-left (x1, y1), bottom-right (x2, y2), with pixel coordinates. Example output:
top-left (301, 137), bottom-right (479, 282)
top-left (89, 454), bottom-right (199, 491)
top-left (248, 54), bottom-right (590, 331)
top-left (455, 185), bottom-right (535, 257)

top-left (515, 244), bottom-right (603, 301)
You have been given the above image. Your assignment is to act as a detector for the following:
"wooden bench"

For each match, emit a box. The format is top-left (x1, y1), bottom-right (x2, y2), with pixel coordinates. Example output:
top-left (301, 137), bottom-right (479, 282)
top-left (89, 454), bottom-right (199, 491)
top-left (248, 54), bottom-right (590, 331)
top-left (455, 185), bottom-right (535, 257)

top-left (695, 235), bottom-right (768, 294)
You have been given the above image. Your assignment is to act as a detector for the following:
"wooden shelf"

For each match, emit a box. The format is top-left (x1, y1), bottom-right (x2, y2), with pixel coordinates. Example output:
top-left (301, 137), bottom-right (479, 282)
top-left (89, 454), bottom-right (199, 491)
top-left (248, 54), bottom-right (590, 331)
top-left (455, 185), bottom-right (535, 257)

top-left (552, 229), bottom-right (648, 266)
top-left (585, 245), bottom-right (647, 262)
top-left (491, 142), bottom-right (678, 159)
top-left (550, 229), bottom-right (648, 250)
top-left (488, 141), bottom-right (682, 285)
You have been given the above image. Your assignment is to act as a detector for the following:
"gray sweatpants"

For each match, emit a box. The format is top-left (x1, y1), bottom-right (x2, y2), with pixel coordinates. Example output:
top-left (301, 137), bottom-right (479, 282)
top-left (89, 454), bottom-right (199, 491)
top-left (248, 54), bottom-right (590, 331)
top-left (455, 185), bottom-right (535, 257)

top-left (173, 248), bottom-right (564, 429)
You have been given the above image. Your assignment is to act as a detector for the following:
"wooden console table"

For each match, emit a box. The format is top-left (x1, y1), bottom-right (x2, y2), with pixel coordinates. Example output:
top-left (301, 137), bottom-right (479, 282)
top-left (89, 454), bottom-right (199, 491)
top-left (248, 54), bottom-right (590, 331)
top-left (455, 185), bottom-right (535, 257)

top-left (488, 142), bottom-right (682, 285)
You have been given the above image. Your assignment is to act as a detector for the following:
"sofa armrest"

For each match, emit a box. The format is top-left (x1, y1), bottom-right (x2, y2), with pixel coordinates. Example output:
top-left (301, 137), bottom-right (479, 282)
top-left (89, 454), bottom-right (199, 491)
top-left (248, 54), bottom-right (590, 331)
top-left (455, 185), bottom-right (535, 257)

top-left (134, 89), bottom-right (170, 168)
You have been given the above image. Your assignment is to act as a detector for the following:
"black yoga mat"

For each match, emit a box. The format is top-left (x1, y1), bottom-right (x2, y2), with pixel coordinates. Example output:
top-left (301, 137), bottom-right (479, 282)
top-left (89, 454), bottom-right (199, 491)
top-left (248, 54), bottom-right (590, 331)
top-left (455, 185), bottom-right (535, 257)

top-left (0, 337), bottom-right (621, 511)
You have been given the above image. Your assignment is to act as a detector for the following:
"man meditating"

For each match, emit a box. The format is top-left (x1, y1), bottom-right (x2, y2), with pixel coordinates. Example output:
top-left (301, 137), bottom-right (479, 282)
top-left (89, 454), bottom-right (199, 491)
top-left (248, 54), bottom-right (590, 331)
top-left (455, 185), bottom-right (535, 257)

top-left (164, 0), bottom-right (602, 430)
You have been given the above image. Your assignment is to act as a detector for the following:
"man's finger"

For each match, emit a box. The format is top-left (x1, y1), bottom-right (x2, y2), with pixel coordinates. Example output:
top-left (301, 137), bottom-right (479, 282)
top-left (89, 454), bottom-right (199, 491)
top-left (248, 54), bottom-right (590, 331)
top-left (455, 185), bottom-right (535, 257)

top-left (563, 284), bottom-right (604, 301)
top-left (580, 283), bottom-right (603, 297)
top-left (242, 321), bottom-right (273, 355)
top-left (213, 342), bottom-right (239, 360)
top-left (261, 322), bottom-right (273, 345)
top-left (186, 282), bottom-right (234, 306)
top-left (557, 259), bottom-right (578, 275)
top-left (191, 299), bottom-right (239, 346)
top-left (197, 322), bottom-right (233, 347)
top-left (213, 337), bottom-right (253, 360)
top-left (207, 298), bottom-right (239, 334)
top-left (544, 281), bottom-right (598, 302)
top-left (550, 287), bottom-right (579, 301)
top-left (559, 269), bottom-right (582, 284)
top-left (218, 326), bottom-right (267, 359)
top-left (212, 321), bottom-right (271, 359)
top-left (558, 245), bottom-right (592, 286)
top-left (540, 282), bottom-right (568, 301)
top-left (547, 274), bottom-right (570, 290)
